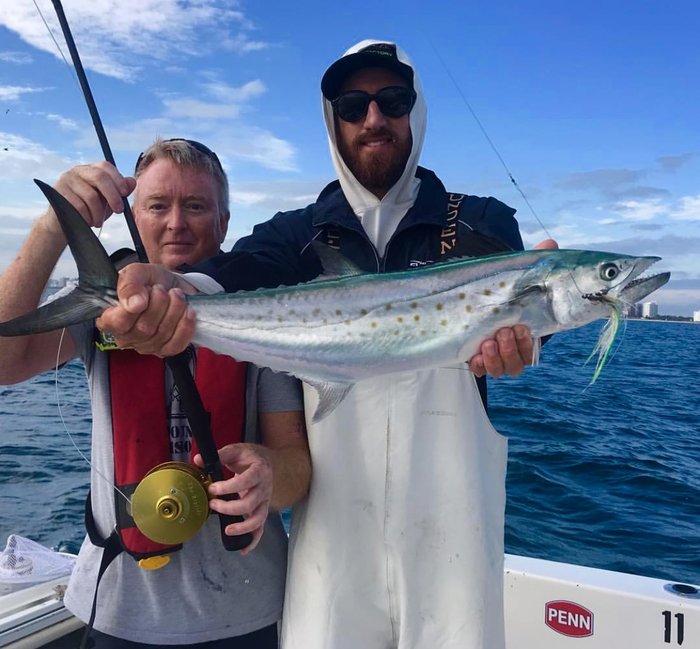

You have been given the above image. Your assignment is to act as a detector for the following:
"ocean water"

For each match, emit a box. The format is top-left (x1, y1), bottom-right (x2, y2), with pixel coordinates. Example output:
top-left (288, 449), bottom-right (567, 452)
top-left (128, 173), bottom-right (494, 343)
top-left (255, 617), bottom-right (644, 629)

top-left (0, 320), bottom-right (698, 585)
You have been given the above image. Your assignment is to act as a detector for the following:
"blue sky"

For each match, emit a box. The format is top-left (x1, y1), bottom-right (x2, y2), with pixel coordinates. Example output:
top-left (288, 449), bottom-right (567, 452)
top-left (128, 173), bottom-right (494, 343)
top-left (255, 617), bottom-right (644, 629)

top-left (0, 0), bottom-right (698, 314)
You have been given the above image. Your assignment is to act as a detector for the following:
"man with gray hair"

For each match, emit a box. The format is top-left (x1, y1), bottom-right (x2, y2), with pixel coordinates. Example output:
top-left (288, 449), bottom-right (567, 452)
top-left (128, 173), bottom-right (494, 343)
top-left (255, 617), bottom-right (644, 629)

top-left (0, 138), bottom-right (310, 648)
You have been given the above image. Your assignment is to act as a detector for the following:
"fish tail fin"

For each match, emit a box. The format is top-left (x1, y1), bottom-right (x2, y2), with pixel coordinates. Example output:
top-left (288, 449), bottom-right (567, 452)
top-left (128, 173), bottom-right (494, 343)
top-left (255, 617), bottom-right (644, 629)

top-left (0, 180), bottom-right (118, 336)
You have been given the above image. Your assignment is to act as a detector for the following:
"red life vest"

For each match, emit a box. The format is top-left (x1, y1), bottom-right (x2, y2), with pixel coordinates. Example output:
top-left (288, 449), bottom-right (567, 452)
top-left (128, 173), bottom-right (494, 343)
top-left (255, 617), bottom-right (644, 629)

top-left (108, 348), bottom-right (247, 559)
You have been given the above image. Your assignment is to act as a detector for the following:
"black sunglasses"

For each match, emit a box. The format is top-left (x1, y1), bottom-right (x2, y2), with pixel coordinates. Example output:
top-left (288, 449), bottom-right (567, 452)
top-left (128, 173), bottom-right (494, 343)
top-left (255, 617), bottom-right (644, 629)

top-left (331, 86), bottom-right (417, 123)
top-left (135, 138), bottom-right (224, 174)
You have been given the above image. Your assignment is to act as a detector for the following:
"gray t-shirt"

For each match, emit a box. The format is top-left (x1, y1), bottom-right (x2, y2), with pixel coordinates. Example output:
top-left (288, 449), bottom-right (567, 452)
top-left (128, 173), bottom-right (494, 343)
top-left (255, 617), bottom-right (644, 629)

top-left (63, 321), bottom-right (302, 644)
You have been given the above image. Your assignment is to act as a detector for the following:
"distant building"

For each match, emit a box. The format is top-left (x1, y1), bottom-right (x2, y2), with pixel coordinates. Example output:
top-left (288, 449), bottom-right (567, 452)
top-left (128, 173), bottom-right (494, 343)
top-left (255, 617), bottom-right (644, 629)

top-left (46, 277), bottom-right (71, 289)
top-left (626, 303), bottom-right (642, 318)
top-left (694, 310), bottom-right (700, 323)
top-left (642, 302), bottom-right (658, 318)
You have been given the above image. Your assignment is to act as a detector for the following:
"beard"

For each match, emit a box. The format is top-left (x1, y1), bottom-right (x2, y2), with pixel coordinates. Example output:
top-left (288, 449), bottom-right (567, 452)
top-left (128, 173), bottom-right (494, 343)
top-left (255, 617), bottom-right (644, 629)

top-left (338, 128), bottom-right (412, 198)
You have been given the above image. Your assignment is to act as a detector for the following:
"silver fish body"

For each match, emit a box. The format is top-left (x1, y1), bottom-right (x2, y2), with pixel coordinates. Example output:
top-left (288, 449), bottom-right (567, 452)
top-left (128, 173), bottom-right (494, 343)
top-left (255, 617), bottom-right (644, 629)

top-left (0, 181), bottom-right (671, 420)
top-left (190, 248), bottom-right (666, 383)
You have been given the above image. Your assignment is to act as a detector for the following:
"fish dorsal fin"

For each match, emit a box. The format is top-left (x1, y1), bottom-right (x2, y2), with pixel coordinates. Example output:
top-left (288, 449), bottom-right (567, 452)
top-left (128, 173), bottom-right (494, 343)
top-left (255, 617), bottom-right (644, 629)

top-left (309, 240), bottom-right (364, 279)
top-left (299, 376), bottom-right (355, 423)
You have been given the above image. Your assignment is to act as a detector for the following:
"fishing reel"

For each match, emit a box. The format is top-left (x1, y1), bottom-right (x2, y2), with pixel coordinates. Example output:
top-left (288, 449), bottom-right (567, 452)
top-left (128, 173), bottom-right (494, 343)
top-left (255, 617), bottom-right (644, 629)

top-left (130, 462), bottom-right (213, 545)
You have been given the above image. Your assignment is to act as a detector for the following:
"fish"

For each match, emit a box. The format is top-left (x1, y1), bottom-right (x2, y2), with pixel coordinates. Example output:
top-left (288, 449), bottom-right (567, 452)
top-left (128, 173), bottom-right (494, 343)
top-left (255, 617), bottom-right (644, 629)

top-left (0, 180), bottom-right (670, 421)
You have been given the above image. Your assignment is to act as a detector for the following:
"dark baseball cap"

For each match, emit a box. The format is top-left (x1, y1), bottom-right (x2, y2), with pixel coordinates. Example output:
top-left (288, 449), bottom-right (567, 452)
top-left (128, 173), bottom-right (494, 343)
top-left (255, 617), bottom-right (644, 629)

top-left (321, 42), bottom-right (414, 100)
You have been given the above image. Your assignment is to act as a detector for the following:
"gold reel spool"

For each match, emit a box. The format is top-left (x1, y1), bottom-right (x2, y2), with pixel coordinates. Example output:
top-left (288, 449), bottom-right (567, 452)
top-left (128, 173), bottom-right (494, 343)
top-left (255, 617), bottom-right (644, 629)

top-left (130, 462), bottom-right (212, 545)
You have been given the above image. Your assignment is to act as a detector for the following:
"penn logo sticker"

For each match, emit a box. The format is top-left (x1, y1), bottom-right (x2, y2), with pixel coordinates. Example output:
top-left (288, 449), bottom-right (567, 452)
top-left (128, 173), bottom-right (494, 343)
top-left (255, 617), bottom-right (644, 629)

top-left (545, 600), bottom-right (594, 637)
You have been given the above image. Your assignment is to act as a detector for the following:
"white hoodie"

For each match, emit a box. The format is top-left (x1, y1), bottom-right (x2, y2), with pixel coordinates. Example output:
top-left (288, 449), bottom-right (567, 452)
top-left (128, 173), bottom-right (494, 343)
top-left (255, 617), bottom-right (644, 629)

top-left (322, 39), bottom-right (427, 256)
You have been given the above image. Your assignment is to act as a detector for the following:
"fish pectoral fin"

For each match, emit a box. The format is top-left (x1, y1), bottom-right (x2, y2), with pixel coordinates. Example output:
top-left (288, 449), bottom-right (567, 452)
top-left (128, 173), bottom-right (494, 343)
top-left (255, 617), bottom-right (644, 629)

top-left (301, 377), bottom-right (354, 423)
top-left (308, 240), bottom-right (364, 279)
top-left (508, 284), bottom-right (546, 304)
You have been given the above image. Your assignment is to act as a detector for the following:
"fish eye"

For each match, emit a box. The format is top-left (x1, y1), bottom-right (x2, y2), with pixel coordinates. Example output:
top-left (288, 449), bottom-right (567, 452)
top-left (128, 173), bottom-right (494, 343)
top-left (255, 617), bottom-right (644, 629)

top-left (599, 263), bottom-right (620, 281)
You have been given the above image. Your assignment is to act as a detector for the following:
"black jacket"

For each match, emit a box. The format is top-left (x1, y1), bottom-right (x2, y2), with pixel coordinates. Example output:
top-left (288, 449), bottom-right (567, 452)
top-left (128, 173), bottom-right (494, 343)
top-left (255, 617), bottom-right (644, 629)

top-left (193, 166), bottom-right (523, 290)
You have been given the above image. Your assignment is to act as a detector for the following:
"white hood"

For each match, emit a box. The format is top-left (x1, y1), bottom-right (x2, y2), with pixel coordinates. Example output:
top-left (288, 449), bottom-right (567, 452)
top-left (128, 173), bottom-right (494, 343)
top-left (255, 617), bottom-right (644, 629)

top-left (322, 39), bottom-right (427, 256)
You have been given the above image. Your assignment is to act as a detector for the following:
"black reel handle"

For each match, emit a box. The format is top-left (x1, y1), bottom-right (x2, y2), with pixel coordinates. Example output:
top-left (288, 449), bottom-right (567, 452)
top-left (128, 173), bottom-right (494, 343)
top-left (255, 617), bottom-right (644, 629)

top-left (167, 354), bottom-right (252, 552)
top-left (209, 463), bottom-right (254, 551)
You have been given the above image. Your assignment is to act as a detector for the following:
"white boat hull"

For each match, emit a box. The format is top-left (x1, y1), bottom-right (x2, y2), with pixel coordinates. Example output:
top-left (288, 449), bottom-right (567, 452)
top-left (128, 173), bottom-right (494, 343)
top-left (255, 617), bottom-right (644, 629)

top-left (1, 554), bottom-right (698, 647)
top-left (505, 554), bottom-right (699, 647)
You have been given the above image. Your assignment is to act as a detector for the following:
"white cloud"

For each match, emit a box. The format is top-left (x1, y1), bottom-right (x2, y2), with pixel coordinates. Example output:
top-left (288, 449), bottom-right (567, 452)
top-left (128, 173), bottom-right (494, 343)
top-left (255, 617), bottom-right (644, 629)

top-left (204, 79), bottom-right (267, 103)
top-left (163, 98), bottom-right (242, 120)
top-left (0, 86), bottom-right (49, 101)
top-left (226, 128), bottom-right (298, 172)
top-left (46, 114), bottom-right (80, 131)
top-left (222, 33), bottom-right (271, 54)
top-left (670, 194), bottom-right (700, 221)
top-left (611, 198), bottom-right (667, 221)
top-left (0, 132), bottom-right (77, 179)
top-left (0, 51), bottom-right (33, 64)
top-left (0, 1), bottom-right (269, 82)
top-left (229, 190), bottom-right (268, 206)
top-left (161, 79), bottom-right (267, 119)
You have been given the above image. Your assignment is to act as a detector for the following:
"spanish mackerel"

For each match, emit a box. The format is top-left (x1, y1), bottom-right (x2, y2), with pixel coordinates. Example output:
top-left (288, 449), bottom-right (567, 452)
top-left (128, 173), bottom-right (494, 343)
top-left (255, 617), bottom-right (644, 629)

top-left (0, 181), bottom-right (670, 421)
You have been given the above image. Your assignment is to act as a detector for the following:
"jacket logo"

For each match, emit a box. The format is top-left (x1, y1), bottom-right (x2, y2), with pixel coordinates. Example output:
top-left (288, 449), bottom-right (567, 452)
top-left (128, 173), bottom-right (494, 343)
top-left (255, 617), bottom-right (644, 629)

top-left (440, 193), bottom-right (465, 257)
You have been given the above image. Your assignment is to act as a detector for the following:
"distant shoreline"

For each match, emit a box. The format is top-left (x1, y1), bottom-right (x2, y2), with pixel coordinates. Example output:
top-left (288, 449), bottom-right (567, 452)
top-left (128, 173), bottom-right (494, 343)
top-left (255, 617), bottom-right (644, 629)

top-left (628, 317), bottom-right (699, 325)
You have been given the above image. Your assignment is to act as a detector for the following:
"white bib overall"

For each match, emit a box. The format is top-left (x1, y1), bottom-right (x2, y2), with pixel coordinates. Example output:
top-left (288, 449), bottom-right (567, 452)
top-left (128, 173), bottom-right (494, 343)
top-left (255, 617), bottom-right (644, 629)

top-left (282, 365), bottom-right (508, 649)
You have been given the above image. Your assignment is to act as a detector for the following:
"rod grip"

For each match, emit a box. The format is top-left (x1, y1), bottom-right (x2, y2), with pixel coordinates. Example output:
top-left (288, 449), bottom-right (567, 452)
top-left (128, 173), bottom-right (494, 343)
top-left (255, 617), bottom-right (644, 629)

top-left (210, 465), bottom-right (253, 552)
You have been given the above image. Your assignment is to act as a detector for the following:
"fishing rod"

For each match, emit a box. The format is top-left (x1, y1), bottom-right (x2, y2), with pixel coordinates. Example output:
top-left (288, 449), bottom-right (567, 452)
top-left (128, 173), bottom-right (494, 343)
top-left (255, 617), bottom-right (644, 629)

top-left (49, 0), bottom-right (251, 552)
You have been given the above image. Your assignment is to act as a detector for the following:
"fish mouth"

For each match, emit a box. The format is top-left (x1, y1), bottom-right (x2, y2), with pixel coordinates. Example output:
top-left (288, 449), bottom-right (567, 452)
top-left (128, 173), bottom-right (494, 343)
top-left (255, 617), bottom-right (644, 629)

top-left (619, 271), bottom-right (671, 303)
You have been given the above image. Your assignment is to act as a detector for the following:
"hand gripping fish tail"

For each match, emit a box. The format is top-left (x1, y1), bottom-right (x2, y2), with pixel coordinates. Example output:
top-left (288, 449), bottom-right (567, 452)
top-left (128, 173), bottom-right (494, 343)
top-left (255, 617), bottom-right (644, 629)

top-left (0, 181), bottom-right (670, 422)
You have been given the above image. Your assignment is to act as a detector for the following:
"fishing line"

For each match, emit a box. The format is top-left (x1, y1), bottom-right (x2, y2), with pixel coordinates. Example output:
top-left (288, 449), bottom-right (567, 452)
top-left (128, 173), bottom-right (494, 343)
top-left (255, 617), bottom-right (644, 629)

top-left (31, 0), bottom-right (83, 94)
top-left (428, 40), bottom-right (555, 243)
top-left (49, 212), bottom-right (131, 506)
top-left (427, 40), bottom-right (632, 352)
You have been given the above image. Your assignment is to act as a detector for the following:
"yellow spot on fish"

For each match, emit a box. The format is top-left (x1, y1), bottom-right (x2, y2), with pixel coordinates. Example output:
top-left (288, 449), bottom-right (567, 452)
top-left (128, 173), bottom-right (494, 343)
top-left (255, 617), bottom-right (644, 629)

top-left (459, 293), bottom-right (465, 300)
top-left (371, 322), bottom-right (377, 328)
top-left (465, 305), bottom-right (473, 313)
top-left (360, 308), bottom-right (368, 316)
top-left (385, 304), bottom-right (392, 311)
top-left (499, 281), bottom-right (506, 288)
top-left (335, 309), bottom-right (342, 316)
top-left (414, 315), bottom-right (420, 322)
top-left (484, 289), bottom-right (492, 296)
top-left (436, 303), bottom-right (443, 311)
top-left (397, 317), bottom-right (404, 323)
top-left (492, 307), bottom-right (500, 314)
top-left (411, 302), bottom-right (418, 309)
top-left (345, 320), bottom-right (351, 325)
top-left (441, 319), bottom-right (448, 326)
